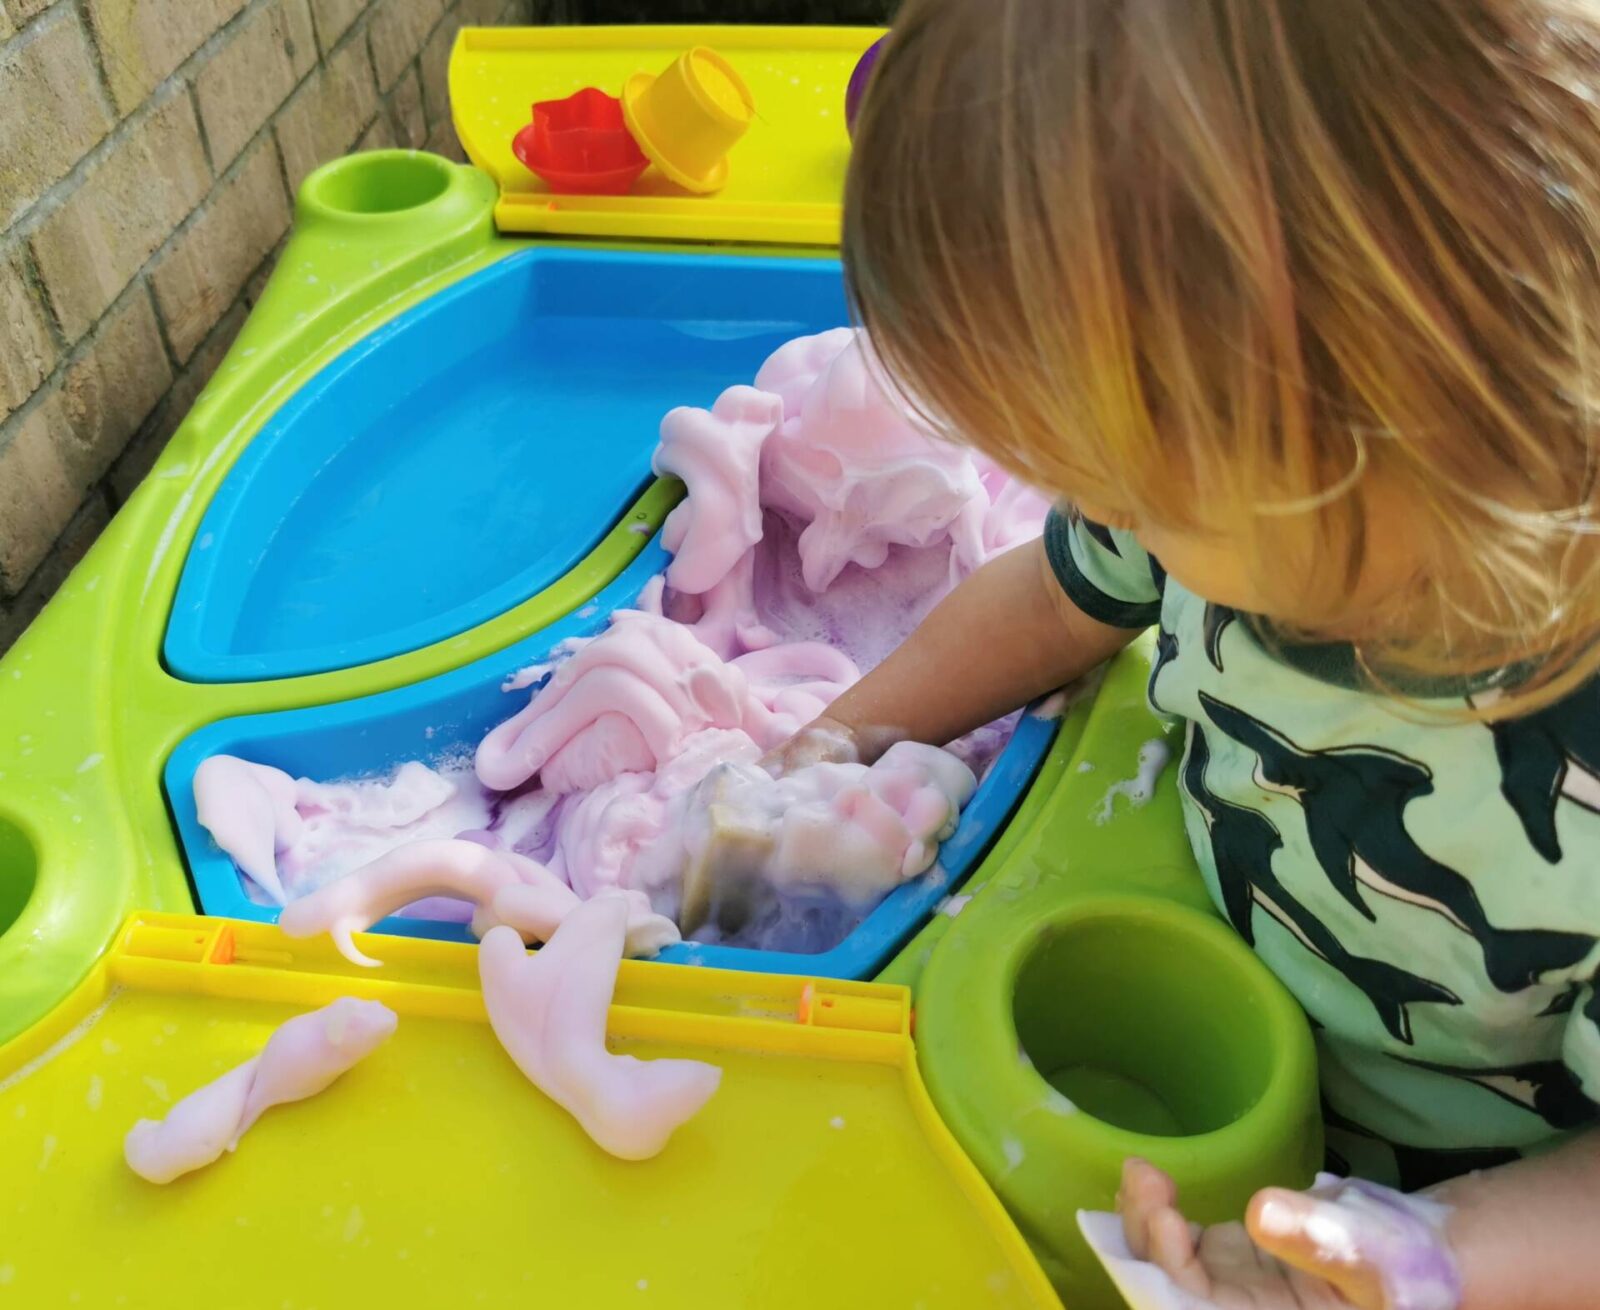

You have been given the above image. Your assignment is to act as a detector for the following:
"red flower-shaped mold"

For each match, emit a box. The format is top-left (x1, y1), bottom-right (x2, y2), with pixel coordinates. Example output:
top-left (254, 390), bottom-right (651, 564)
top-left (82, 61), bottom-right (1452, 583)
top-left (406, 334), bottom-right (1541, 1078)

top-left (512, 87), bottom-right (649, 195)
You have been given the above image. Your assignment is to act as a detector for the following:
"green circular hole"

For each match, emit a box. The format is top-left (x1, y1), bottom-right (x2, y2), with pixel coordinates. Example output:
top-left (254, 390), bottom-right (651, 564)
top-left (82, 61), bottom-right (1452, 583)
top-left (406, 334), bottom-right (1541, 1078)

top-left (308, 152), bottom-right (452, 216)
top-left (0, 814), bottom-right (38, 939)
top-left (1014, 911), bottom-right (1278, 1137)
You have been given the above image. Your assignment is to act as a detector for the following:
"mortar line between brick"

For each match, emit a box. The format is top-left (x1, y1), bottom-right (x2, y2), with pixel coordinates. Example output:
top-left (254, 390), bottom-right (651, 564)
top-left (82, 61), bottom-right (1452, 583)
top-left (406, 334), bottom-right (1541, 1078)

top-left (3, 0), bottom-right (69, 48)
top-left (413, 51), bottom-right (434, 135)
top-left (362, 13), bottom-right (382, 95)
top-left (303, 0), bottom-right (327, 61)
top-left (16, 243), bottom-right (69, 354)
top-left (66, 0), bottom-right (119, 122)
top-left (188, 82), bottom-right (219, 179)
top-left (142, 277), bottom-right (183, 376)
top-left (267, 126), bottom-right (298, 224)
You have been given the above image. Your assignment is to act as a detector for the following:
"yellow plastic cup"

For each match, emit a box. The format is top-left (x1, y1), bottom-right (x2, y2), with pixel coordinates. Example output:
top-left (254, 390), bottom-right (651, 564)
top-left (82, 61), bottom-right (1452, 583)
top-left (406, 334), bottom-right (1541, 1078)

top-left (622, 47), bottom-right (755, 194)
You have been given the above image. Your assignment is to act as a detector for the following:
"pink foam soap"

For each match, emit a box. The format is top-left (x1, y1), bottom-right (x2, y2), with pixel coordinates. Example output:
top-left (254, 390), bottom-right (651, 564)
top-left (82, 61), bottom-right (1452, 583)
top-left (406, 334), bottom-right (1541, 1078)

top-left (194, 327), bottom-right (1048, 953)
top-left (479, 896), bottom-right (721, 1160)
top-left (124, 997), bottom-right (397, 1184)
top-left (275, 836), bottom-right (678, 967)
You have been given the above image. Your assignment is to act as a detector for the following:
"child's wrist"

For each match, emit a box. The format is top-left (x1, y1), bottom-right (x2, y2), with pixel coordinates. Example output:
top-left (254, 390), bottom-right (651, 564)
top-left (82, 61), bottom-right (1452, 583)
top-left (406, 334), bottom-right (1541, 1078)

top-left (1259, 1174), bottom-right (1463, 1310)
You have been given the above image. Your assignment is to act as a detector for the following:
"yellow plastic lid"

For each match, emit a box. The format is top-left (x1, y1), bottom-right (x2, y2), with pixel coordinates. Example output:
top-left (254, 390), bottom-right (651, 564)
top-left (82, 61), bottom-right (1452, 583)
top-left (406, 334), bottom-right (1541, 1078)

top-left (450, 25), bottom-right (882, 245)
top-left (0, 913), bottom-right (1060, 1307)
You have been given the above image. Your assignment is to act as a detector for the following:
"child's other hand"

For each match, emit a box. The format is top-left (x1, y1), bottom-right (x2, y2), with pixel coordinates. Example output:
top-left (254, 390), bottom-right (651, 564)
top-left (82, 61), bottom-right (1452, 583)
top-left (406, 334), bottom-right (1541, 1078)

top-left (1116, 1158), bottom-right (1389, 1309)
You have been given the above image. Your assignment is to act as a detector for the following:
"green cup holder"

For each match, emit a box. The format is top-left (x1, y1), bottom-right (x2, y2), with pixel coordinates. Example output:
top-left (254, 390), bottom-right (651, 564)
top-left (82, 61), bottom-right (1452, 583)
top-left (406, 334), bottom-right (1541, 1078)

top-left (919, 896), bottom-right (1322, 1309)
top-left (270, 148), bottom-right (497, 321)
top-left (1014, 907), bottom-right (1281, 1138)
top-left (298, 150), bottom-right (458, 221)
top-left (0, 813), bottom-right (38, 940)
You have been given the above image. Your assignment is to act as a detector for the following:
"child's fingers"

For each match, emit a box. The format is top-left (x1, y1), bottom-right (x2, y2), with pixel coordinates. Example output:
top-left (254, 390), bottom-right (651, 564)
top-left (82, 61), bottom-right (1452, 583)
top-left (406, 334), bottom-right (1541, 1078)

top-left (1247, 1188), bottom-right (1389, 1310)
top-left (1148, 1205), bottom-right (1213, 1299)
top-left (1193, 1221), bottom-right (1293, 1297)
top-left (1120, 1157), bottom-right (1178, 1211)
top-left (1117, 1157), bottom-right (1178, 1260)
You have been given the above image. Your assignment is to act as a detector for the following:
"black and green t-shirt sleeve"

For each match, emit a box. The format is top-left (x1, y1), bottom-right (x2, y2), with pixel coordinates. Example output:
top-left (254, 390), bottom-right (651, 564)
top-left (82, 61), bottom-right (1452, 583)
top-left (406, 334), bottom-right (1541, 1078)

top-left (1042, 506), bottom-right (1164, 629)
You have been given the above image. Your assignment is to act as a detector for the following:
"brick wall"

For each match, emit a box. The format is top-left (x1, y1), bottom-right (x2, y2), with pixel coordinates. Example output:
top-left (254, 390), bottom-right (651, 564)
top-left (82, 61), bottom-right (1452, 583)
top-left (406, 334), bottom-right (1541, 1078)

top-left (0, 0), bottom-right (565, 650)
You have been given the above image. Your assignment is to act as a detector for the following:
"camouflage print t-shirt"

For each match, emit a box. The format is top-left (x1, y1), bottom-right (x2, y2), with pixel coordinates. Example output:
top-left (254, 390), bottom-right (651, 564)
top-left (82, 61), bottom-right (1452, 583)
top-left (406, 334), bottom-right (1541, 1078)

top-left (1045, 508), bottom-right (1600, 1190)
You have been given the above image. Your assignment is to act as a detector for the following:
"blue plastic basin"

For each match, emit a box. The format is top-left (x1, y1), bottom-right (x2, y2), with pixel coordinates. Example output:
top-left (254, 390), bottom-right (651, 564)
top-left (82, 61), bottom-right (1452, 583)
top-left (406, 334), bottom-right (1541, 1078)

top-left (164, 536), bottom-right (1057, 979)
top-left (164, 248), bottom-right (846, 681)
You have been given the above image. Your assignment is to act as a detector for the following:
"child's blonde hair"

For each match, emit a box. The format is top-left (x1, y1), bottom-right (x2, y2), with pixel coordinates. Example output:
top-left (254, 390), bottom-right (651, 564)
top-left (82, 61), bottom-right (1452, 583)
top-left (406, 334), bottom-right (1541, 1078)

top-left (845, 0), bottom-right (1600, 710)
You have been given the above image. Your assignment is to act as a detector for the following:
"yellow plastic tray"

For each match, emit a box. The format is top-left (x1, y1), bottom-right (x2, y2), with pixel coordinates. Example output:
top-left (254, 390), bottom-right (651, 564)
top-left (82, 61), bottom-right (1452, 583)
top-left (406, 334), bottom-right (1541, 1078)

top-left (450, 25), bottom-right (880, 245)
top-left (0, 913), bottom-right (1058, 1308)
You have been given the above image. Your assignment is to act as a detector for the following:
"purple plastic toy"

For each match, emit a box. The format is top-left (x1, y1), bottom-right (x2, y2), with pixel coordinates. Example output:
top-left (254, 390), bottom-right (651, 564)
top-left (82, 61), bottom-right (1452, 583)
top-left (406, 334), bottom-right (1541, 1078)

top-left (845, 36), bottom-right (885, 138)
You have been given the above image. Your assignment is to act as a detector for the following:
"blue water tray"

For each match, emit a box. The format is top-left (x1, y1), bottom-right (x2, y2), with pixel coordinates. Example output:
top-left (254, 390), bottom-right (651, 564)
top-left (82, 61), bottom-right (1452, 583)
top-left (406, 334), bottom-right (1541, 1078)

top-left (164, 248), bottom-right (846, 681)
top-left (164, 537), bottom-right (1057, 980)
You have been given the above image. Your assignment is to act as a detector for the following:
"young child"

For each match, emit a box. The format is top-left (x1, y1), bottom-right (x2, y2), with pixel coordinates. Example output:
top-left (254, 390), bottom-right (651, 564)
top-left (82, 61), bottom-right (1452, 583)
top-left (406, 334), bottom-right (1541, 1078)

top-left (768, 1), bottom-right (1600, 1305)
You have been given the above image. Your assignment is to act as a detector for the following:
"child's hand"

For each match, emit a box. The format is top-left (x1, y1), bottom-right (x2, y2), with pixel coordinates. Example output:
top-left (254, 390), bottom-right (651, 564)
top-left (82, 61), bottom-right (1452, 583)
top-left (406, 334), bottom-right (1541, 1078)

top-left (1116, 1157), bottom-right (1355, 1307)
top-left (756, 715), bottom-right (861, 776)
top-left (1113, 1158), bottom-right (1455, 1310)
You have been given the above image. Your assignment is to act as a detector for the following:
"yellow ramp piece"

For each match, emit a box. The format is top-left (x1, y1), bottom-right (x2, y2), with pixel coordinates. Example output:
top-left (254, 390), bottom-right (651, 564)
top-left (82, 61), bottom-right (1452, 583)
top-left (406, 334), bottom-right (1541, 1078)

top-left (0, 914), bottom-right (1058, 1309)
top-left (450, 25), bottom-right (880, 244)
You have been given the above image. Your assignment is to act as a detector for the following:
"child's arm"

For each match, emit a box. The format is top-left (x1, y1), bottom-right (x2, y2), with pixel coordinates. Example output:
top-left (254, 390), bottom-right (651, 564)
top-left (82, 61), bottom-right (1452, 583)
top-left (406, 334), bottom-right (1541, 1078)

top-left (766, 536), bottom-right (1141, 771)
top-left (1401, 1133), bottom-right (1600, 1309)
